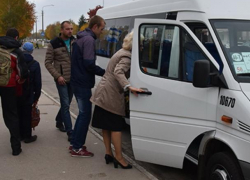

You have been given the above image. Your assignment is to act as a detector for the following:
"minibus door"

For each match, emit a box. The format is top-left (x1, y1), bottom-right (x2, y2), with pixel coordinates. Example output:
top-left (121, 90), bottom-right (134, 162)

top-left (130, 19), bottom-right (219, 168)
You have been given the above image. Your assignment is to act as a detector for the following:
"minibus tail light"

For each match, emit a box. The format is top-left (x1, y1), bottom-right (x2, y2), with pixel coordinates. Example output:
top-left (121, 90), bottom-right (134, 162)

top-left (221, 115), bottom-right (233, 124)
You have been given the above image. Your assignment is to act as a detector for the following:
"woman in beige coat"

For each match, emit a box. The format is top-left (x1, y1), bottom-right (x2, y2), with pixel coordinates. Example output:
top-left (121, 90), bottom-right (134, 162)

top-left (91, 32), bottom-right (142, 169)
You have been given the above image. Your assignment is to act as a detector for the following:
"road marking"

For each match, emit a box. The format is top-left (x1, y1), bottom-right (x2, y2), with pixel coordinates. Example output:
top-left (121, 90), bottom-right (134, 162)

top-left (41, 89), bottom-right (159, 180)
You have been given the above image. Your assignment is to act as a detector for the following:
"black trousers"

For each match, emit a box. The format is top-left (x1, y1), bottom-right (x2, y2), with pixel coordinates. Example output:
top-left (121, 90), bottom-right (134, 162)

top-left (0, 87), bottom-right (21, 151)
top-left (17, 96), bottom-right (32, 139)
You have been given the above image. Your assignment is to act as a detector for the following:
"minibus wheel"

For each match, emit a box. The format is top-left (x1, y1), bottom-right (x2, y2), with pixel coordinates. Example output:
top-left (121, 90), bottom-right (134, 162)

top-left (205, 152), bottom-right (243, 180)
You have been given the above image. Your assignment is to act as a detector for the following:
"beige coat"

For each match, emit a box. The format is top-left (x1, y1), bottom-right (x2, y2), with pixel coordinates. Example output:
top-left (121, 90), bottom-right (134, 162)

top-left (90, 49), bottom-right (131, 116)
top-left (45, 37), bottom-right (74, 82)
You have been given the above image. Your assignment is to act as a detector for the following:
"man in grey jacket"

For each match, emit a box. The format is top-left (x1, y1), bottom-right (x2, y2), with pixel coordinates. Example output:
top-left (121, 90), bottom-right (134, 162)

top-left (45, 21), bottom-right (75, 140)
top-left (70, 15), bottom-right (105, 157)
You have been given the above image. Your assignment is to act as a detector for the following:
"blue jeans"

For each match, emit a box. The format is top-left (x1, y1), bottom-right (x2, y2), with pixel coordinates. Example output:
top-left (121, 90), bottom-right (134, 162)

top-left (70, 86), bottom-right (92, 150)
top-left (55, 82), bottom-right (73, 133)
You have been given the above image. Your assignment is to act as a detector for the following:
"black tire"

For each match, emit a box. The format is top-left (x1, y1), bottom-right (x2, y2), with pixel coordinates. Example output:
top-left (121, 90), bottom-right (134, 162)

top-left (205, 152), bottom-right (243, 180)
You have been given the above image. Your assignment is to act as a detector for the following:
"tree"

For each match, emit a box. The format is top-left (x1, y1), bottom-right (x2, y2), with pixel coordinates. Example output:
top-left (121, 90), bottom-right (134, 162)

top-left (80, 23), bottom-right (89, 31)
top-left (45, 21), bottom-right (60, 40)
top-left (45, 20), bottom-right (79, 39)
top-left (87, 5), bottom-right (103, 19)
top-left (45, 24), bottom-right (54, 40)
top-left (0, 0), bottom-right (35, 38)
top-left (69, 19), bottom-right (79, 35)
top-left (78, 15), bottom-right (87, 31)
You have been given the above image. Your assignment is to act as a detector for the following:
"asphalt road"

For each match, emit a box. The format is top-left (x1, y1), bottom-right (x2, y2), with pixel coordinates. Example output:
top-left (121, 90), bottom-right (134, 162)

top-left (33, 47), bottom-right (197, 180)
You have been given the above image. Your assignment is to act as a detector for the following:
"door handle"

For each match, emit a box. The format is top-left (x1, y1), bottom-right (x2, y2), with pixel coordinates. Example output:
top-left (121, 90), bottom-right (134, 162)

top-left (137, 88), bottom-right (152, 95)
top-left (137, 91), bottom-right (152, 95)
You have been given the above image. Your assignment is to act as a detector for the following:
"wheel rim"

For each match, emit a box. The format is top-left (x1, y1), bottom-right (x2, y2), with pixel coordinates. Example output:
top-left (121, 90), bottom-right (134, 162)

top-left (211, 164), bottom-right (231, 180)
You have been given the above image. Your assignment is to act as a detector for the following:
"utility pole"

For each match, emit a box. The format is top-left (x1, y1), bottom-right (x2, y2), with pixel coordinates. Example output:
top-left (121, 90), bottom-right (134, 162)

top-left (36, 20), bottom-right (37, 41)
top-left (42, 4), bottom-right (54, 46)
top-left (42, 10), bottom-right (44, 34)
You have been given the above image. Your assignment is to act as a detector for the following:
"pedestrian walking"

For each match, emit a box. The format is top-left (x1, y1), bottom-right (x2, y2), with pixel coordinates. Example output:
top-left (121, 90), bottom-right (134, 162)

top-left (35, 42), bottom-right (39, 49)
top-left (70, 15), bottom-right (106, 157)
top-left (16, 42), bottom-right (41, 143)
top-left (91, 32), bottom-right (143, 168)
top-left (0, 28), bottom-right (29, 156)
top-left (45, 21), bottom-right (75, 140)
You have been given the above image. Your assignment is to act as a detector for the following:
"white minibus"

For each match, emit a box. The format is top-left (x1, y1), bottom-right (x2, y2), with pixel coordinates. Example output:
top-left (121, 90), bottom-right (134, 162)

top-left (96, 0), bottom-right (250, 179)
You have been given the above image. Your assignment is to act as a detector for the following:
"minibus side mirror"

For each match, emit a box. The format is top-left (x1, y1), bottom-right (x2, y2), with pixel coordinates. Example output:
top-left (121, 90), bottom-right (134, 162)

top-left (193, 60), bottom-right (210, 88)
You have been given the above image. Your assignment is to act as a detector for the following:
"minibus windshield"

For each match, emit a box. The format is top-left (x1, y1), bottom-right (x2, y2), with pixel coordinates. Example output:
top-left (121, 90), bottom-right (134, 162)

top-left (211, 20), bottom-right (250, 80)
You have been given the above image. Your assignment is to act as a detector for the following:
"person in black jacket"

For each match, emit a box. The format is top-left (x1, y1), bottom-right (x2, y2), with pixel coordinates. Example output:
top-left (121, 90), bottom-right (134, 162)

top-left (0, 28), bottom-right (28, 156)
top-left (16, 42), bottom-right (42, 143)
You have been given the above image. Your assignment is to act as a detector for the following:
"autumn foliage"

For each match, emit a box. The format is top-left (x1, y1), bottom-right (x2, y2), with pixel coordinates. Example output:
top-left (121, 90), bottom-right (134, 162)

top-left (80, 23), bottom-right (89, 31)
top-left (78, 15), bottom-right (87, 31)
top-left (45, 20), bottom-right (79, 40)
top-left (87, 5), bottom-right (103, 19)
top-left (69, 19), bottom-right (79, 35)
top-left (45, 22), bottom-right (61, 40)
top-left (0, 0), bottom-right (35, 38)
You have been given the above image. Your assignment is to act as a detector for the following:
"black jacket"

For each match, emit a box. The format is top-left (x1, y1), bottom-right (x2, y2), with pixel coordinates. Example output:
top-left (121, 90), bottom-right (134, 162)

top-left (23, 53), bottom-right (42, 104)
top-left (0, 36), bottom-right (29, 80)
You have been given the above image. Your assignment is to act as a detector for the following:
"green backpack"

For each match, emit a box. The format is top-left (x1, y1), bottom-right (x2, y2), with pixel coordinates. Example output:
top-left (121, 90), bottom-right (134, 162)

top-left (0, 47), bottom-right (14, 86)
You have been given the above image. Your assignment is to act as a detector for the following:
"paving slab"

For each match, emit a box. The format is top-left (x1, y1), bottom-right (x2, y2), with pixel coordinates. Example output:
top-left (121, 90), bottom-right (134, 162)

top-left (0, 93), bottom-right (149, 180)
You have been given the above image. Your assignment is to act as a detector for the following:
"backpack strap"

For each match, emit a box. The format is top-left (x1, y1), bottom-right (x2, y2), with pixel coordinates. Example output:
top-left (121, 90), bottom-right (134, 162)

top-left (7, 48), bottom-right (16, 53)
top-left (0, 46), bottom-right (15, 53)
top-left (0, 47), bottom-right (15, 57)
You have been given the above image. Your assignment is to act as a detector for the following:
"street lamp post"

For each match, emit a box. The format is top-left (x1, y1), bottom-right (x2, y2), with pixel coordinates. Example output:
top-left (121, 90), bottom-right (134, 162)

top-left (36, 19), bottom-right (38, 41)
top-left (42, 4), bottom-right (54, 46)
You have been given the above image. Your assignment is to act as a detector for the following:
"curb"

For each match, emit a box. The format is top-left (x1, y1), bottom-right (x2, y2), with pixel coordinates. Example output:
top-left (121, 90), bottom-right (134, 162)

top-left (41, 89), bottom-right (158, 180)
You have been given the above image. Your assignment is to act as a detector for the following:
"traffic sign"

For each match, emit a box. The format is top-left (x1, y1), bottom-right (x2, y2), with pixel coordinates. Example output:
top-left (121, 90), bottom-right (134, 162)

top-left (41, 32), bottom-right (45, 36)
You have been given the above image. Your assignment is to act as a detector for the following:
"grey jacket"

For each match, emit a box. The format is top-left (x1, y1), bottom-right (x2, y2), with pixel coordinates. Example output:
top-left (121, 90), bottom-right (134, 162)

top-left (90, 49), bottom-right (131, 116)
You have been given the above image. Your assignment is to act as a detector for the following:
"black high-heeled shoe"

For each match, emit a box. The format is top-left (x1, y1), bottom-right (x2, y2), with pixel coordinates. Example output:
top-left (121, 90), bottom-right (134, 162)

top-left (113, 158), bottom-right (132, 169)
top-left (105, 154), bottom-right (114, 164)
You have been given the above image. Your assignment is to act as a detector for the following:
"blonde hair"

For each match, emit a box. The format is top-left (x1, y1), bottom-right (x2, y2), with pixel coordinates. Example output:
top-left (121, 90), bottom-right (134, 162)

top-left (122, 31), bottom-right (133, 51)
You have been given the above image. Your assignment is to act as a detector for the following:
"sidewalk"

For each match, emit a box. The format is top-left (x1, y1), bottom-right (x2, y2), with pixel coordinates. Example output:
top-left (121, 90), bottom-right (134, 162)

top-left (0, 92), bottom-right (149, 180)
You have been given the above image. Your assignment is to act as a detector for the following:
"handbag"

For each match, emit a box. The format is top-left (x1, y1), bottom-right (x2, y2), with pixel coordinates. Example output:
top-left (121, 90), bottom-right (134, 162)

top-left (31, 102), bottom-right (40, 130)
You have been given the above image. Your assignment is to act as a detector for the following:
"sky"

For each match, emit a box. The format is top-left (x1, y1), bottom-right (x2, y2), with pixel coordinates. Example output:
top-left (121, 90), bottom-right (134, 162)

top-left (30, 0), bottom-right (135, 31)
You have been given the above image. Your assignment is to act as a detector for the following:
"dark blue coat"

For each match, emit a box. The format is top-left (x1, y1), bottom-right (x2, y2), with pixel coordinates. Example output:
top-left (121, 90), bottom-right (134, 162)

top-left (71, 28), bottom-right (105, 88)
top-left (23, 53), bottom-right (42, 104)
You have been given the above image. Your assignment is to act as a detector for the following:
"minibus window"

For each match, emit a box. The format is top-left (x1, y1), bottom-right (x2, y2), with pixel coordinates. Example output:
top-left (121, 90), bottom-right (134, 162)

top-left (95, 18), bottom-right (130, 58)
top-left (185, 23), bottom-right (214, 44)
top-left (185, 23), bottom-right (223, 73)
top-left (181, 31), bottom-right (208, 82)
top-left (212, 20), bottom-right (250, 80)
top-left (139, 24), bottom-right (212, 83)
top-left (194, 29), bottom-right (213, 44)
top-left (217, 29), bottom-right (230, 48)
top-left (139, 24), bottom-right (179, 78)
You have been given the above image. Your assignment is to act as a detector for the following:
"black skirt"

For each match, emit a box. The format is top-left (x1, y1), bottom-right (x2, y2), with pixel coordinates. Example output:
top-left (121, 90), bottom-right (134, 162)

top-left (92, 105), bottom-right (126, 131)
